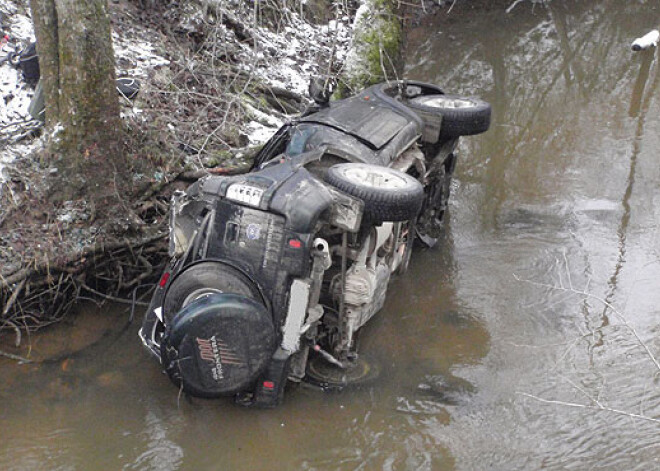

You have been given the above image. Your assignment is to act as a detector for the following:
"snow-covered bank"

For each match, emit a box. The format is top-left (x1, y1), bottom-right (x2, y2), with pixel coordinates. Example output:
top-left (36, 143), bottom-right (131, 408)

top-left (343, 0), bottom-right (401, 91)
top-left (1, 0), bottom-right (361, 183)
top-left (0, 1), bottom-right (173, 180)
top-left (0, 3), bottom-right (36, 178)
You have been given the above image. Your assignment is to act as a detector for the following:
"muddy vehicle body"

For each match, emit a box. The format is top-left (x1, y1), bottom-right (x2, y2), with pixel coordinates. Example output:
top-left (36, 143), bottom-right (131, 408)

top-left (139, 80), bottom-right (491, 407)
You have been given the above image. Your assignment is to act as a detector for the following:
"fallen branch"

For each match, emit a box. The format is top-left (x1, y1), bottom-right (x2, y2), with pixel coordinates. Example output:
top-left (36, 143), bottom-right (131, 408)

top-left (1, 319), bottom-right (22, 347)
top-left (254, 84), bottom-right (304, 103)
top-left (506, 0), bottom-right (525, 14)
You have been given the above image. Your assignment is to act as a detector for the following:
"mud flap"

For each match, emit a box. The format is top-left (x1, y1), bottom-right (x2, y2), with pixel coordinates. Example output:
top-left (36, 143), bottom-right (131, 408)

top-left (250, 348), bottom-right (291, 407)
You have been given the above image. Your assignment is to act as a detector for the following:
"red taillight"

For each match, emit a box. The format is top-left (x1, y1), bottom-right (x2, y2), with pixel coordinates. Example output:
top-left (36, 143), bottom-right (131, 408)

top-left (288, 239), bottom-right (302, 249)
top-left (263, 381), bottom-right (275, 389)
top-left (159, 272), bottom-right (170, 287)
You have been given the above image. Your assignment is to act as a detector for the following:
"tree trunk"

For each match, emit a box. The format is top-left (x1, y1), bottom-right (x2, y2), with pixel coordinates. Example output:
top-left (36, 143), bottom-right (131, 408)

top-left (30, 0), bottom-right (128, 212)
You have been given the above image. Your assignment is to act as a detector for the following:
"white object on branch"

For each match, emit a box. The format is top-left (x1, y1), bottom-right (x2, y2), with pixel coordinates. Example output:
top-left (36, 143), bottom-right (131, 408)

top-left (631, 29), bottom-right (659, 51)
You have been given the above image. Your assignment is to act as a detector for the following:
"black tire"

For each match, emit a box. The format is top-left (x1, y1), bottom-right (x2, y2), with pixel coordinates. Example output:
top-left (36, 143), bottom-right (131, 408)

top-left (163, 261), bottom-right (262, 324)
top-left (324, 163), bottom-right (424, 223)
top-left (116, 77), bottom-right (140, 100)
top-left (409, 94), bottom-right (491, 139)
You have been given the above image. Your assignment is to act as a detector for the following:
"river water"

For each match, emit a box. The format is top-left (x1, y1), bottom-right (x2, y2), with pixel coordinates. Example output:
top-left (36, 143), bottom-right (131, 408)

top-left (2, 1), bottom-right (660, 469)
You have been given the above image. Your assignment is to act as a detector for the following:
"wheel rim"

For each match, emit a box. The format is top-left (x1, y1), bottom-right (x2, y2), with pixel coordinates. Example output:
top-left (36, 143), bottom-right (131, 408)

top-left (305, 354), bottom-right (380, 389)
top-left (415, 95), bottom-right (476, 109)
top-left (182, 288), bottom-right (224, 308)
top-left (342, 166), bottom-right (409, 190)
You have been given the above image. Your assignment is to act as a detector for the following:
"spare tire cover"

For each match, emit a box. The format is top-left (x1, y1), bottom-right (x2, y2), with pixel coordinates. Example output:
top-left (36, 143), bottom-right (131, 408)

top-left (161, 293), bottom-right (274, 397)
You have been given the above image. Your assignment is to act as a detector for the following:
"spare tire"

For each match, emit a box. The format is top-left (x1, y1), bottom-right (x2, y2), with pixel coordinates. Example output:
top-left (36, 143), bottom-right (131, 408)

top-left (325, 163), bottom-right (424, 223)
top-left (160, 293), bottom-right (275, 397)
top-left (162, 261), bottom-right (263, 324)
top-left (409, 94), bottom-right (491, 140)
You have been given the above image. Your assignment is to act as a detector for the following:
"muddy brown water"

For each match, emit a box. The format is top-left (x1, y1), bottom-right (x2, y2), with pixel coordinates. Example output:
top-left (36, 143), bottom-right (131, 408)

top-left (2, 1), bottom-right (660, 469)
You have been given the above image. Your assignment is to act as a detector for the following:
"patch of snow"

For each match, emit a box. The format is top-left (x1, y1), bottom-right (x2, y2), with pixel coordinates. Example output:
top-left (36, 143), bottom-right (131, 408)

top-left (243, 103), bottom-right (283, 145)
top-left (6, 14), bottom-right (35, 42)
top-left (245, 121), bottom-right (279, 145)
top-left (112, 32), bottom-right (170, 78)
top-left (0, 61), bottom-right (32, 124)
top-left (1, 138), bottom-right (40, 180)
top-left (51, 122), bottom-right (63, 136)
top-left (235, 7), bottom-right (353, 97)
top-left (224, 5), bottom-right (354, 144)
top-left (1, 4), bottom-right (37, 179)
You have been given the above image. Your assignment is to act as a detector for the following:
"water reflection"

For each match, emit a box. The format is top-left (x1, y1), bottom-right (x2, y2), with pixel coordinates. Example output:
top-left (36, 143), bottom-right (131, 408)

top-left (126, 410), bottom-right (184, 471)
top-left (405, 1), bottom-right (660, 468)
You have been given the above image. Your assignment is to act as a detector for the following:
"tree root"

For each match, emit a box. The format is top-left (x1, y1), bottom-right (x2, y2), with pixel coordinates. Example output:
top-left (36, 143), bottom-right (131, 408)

top-left (1, 232), bottom-right (168, 344)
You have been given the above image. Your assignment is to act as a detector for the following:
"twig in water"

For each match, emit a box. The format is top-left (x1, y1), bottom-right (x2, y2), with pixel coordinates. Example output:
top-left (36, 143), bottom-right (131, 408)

top-left (506, 0), bottom-right (525, 14)
top-left (1, 319), bottom-right (22, 347)
top-left (513, 273), bottom-right (660, 373)
top-left (517, 392), bottom-right (660, 424)
top-left (0, 349), bottom-right (32, 363)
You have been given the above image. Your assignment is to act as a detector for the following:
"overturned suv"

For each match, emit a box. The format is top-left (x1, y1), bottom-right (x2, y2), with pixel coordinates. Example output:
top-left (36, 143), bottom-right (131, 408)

top-left (139, 80), bottom-right (490, 407)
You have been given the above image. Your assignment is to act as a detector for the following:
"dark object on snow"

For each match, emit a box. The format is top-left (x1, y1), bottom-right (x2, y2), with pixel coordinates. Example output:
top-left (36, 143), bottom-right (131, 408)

top-left (139, 80), bottom-right (492, 408)
top-left (7, 41), bottom-right (141, 102)
top-left (27, 77), bottom-right (140, 123)
top-left (116, 77), bottom-right (140, 99)
top-left (15, 42), bottom-right (40, 85)
top-left (308, 76), bottom-right (334, 106)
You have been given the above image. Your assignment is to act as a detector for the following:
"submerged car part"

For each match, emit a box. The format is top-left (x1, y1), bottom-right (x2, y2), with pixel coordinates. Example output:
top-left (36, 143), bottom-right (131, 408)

top-left (305, 352), bottom-right (380, 390)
